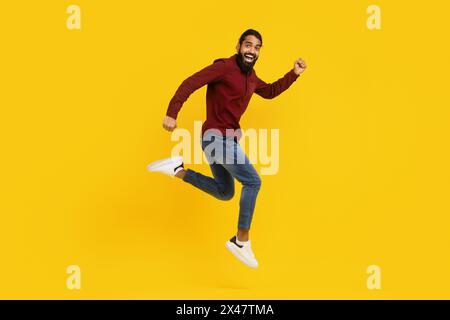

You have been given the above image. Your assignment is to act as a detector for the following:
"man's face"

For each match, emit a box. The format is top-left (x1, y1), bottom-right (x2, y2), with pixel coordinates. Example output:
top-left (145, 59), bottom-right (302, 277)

top-left (236, 35), bottom-right (262, 68)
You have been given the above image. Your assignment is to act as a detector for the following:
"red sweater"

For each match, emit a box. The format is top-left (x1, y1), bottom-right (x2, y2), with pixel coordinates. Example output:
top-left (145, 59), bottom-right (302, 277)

top-left (166, 54), bottom-right (300, 136)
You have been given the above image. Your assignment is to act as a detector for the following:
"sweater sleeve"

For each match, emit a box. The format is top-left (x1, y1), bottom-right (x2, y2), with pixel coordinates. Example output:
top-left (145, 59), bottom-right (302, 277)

top-left (166, 59), bottom-right (228, 119)
top-left (254, 69), bottom-right (300, 99)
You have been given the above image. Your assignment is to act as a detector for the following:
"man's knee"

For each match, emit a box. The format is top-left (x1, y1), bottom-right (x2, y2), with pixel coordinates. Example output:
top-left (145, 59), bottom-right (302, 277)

top-left (245, 174), bottom-right (261, 190)
top-left (218, 188), bottom-right (235, 201)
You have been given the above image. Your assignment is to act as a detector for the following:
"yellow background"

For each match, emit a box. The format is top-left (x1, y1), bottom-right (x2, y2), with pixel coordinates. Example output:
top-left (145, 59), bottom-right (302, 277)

top-left (1, 0), bottom-right (449, 299)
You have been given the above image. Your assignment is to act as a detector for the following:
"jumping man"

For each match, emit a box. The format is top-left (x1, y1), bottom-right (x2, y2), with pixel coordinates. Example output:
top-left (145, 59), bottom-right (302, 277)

top-left (148, 29), bottom-right (307, 268)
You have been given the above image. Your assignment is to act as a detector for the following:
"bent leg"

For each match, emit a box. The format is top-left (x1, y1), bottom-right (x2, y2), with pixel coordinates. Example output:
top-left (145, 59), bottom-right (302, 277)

top-left (182, 163), bottom-right (235, 201)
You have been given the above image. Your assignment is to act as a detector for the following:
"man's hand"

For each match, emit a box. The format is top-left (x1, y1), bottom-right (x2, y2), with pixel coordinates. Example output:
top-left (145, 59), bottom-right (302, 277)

top-left (293, 58), bottom-right (307, 75)
top-left (162, 115), bottom-right (177, 132)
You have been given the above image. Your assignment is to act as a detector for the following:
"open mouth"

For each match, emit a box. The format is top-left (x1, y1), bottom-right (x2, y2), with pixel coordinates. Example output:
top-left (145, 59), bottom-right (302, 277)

top-left (244, 54), bottom-right (255, 63)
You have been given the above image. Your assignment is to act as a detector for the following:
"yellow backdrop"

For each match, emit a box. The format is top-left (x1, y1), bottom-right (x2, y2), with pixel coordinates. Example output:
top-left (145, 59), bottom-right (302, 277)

top-left (1, 0), bottom-right (449, 299)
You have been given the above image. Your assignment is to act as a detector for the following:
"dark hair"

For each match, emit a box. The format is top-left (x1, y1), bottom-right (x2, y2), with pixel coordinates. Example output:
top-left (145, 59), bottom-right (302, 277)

top-left (239, 29), bottom-right (263, 46)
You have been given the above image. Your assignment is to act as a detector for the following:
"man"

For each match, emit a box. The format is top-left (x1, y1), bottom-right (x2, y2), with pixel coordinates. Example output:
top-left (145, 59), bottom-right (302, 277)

top-left (148, 29), bottom-right (307, 268)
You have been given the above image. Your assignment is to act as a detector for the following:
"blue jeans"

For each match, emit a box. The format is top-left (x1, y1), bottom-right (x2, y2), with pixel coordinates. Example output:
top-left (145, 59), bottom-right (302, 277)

top-left (182, 131), bottom-right (262, 230)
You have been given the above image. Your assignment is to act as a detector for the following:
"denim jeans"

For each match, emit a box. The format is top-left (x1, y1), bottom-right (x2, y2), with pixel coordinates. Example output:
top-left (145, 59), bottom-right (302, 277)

top-left (182, 131), bottom-right (262, 230)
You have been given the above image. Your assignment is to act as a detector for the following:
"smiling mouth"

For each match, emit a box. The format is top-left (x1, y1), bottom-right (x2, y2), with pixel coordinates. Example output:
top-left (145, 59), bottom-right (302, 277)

top-left (244, 54), bottom-right (255, 63)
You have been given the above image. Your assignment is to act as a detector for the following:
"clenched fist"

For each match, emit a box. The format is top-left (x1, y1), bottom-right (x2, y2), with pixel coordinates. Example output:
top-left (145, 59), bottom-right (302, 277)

top-left (162, 115), bottom-right (177, 132)
top-left (293, 58), bottom-right (307, 75)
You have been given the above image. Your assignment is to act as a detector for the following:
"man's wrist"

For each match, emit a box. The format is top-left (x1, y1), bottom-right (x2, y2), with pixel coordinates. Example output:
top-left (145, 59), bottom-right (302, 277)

top-left (166, 112), bottom-right (178, 120)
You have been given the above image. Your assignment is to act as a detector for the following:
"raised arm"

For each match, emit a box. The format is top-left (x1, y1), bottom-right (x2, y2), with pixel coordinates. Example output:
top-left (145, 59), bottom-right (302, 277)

top-left (255, 58), bottom-right (307, 99)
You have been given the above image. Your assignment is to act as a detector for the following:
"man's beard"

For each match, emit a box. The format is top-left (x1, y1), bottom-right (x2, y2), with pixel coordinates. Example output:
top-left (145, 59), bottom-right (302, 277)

top-left (236, 52), bottom-right (258, 74)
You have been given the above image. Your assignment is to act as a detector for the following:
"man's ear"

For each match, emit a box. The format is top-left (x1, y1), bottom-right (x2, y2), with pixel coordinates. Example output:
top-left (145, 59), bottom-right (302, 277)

top-left (236, 43), bottom-right (240, 52)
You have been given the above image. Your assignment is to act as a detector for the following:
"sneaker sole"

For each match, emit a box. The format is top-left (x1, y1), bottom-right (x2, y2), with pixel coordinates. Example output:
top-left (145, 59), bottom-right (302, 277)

top-left (147, 156), bottom-right (182, 171)
top-left (225, 241), bottom-right (258, 269)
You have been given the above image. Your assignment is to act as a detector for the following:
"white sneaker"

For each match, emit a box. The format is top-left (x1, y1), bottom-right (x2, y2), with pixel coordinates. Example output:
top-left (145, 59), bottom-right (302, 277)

top-left (147, 156), bottom-right (184, 178)
top-left (225, 236), bottom-right (259, 269)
